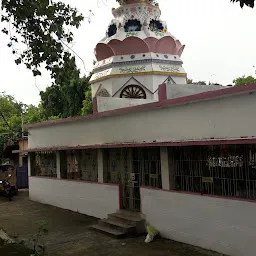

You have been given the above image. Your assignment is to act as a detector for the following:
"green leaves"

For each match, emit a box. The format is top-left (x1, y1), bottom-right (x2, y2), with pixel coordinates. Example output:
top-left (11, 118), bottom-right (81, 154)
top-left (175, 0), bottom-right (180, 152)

top-left (81, 86), bottom-right (93, 115)
top-left (233, 76), bottom-right (256, 86)
top-left (1, 0), bottom-right (84, 76)
top-left (231, 0), bottom-right (255, 8)
top-left (40, 56), bottom-right (92, 118)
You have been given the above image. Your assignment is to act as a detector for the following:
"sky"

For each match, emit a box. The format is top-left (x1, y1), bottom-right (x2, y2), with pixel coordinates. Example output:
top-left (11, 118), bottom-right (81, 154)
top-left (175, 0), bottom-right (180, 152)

top-left (0, 0), bottom-right (256, 105)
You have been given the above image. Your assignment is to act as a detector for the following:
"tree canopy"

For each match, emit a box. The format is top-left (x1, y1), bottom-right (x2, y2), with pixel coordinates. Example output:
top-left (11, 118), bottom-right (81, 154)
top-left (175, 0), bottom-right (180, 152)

top-left (0, 92), bottom-right (49, 137)
top-left (40, 56), bottom-right (92, 118)
top-left (1, 0), bottom-right (84, 77)
top-left (1, 0), bottom-right (93, 127)
top-left (231, 0), bottom-right (254, 8)
top-left (233, 75), bottom-right (256, 86)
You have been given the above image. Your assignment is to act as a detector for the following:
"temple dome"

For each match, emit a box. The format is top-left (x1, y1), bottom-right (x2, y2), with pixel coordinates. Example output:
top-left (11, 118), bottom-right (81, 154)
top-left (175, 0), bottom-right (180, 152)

top-left (90, 0), bottom-right (188, 98)
top-left (94, 0), bottom-right (185, 61)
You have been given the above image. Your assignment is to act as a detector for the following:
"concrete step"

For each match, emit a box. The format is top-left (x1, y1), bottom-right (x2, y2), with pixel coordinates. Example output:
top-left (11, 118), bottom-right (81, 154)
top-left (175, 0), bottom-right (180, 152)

top-left (117, 210), bottom-right (145, 219)
top-left (108, 212), bottom-right (144, 224)
top-left (91, 223), bottom-right (126, 239)
top-left (108, 211), bottom-right (146, 234)
top-left (99, 218), bottom-right (136, 234)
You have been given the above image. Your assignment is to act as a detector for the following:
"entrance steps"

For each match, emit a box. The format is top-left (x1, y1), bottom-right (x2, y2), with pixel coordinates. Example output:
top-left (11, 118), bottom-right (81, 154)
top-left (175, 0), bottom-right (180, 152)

top-left (92, 210), bottom-right (146, 238)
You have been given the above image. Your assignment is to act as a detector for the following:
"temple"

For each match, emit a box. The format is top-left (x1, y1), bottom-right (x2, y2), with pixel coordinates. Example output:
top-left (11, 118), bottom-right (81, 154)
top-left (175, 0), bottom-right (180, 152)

top-left (91, 0), bottom-right (187, 111)
top-left (14, 1), bottom-right (256, 255)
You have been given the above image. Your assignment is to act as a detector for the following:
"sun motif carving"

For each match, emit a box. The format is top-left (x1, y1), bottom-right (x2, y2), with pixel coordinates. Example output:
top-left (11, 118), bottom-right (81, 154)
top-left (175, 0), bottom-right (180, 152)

top-left (120, 85), bottom-right (146, 99)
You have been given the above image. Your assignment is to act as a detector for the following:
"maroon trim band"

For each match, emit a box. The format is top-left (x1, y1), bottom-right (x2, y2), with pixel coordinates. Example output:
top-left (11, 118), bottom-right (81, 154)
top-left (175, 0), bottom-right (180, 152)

top-left (13, 137), bottom-right (256, 153)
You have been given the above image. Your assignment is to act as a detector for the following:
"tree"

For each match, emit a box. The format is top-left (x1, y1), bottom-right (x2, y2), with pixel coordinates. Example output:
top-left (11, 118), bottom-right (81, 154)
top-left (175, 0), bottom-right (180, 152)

top-left (0, 92), bottom-right (59, 162)
top-left (40, 85), bottom-right (63, 118)
top-left (0, 92), bottom-right (60, 136)
top-left (40, 57), bottom-right (92, 118)
top-left (81, 86), bottom-right (93, 115)
top-left (1, 0), bottom-right (84, 76)
top-left (23, 104), bottom-right (57, 124)
top-left (0, 93), bottom-right (22, 135)
top-left (233, 75), bottom-right (256, 86)
top-left (231, 0), bottom-right (254, 8)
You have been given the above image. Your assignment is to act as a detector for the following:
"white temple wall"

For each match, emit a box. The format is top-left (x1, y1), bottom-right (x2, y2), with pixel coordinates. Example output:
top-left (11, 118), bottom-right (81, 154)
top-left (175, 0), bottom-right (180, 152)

top-left (172, 76), bottom-right (187, 84)
top-left (97, 97), bottom-right (157, 112)
top-left (29, 177), bottom-right (120, 219)
top-left (140, 187), bottom-right (256, 256)
top-left (28, 92), bottom-right (256, 149)
top-left (166, 83), bottom-right (224, 99)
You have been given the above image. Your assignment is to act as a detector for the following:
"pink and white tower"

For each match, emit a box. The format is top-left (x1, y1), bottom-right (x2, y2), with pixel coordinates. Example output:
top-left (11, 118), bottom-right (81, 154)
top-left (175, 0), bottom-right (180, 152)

top-left (90, 0), bottom-right (187, 111)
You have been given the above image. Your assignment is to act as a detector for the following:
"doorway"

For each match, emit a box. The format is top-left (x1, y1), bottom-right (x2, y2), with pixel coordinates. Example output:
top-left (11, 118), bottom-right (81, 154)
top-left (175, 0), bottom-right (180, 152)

top-left (105, 147), bottom-right (162, 211)
top-left (129, 147), bottom-right (161, 210)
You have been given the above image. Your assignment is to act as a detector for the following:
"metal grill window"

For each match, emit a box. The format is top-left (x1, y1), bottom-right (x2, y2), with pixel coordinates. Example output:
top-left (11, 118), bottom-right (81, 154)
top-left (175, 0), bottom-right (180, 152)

top-left (31, 152), bottom-right (57, 177)
top-left (66, 150), bottom-right (98, 182)
top-left (174, 145), bottom-right (256, 200)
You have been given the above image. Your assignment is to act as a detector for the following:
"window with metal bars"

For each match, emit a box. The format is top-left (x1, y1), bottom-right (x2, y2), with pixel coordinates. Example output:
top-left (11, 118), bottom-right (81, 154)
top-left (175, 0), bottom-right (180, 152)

top-left (173, 145), bottom-right (256, 200)
top-left (31, 152), bottom-right (57, 178)
top-left (65, 150), bottom-right (98, 182)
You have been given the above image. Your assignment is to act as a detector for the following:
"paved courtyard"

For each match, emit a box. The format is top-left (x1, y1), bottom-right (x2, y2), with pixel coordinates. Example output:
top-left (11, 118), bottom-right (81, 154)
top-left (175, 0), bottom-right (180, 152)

top-left (0, 190), bottom-right (225, 256)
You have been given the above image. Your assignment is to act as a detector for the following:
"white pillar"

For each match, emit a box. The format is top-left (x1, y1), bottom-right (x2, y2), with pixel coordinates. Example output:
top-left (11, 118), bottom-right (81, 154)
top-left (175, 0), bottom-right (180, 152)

top-left (56, 151), bottom-right (61, 179)
top-left (160, 147), bottom-right (170, 190)
top-left (28, 153), bottom-right (31, 177)
top-left (97, 149), bottom-right (104, 183)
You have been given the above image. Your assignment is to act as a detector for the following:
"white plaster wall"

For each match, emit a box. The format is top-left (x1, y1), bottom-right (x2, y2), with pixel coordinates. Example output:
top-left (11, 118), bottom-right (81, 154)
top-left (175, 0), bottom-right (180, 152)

top-left (141, 188), bottom-right (256, 256)
top-left (172, 76), bottom-right (187, 84)
top-left (28, 92), bottom-right (256, 149)
top-left (29, 177), bottom-right (120, 219)
top-left (152, 75), bottom-right (168, 92)
top-left (97, 97), bottom-right (157, 112)
top-left (152, 75), bottom-right (187, 88)
top-left (166, 83), bottom-right (224, 99)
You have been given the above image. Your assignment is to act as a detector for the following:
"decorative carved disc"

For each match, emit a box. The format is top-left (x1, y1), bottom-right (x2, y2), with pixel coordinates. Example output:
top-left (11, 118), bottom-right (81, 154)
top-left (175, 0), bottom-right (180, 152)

top-left (120, 85), bottom-right (146, 99)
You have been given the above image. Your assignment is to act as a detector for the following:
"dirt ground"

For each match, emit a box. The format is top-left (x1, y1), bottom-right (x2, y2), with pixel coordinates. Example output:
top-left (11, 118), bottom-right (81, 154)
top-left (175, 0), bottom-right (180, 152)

top-left (0, 190), bottom-right (226, 256)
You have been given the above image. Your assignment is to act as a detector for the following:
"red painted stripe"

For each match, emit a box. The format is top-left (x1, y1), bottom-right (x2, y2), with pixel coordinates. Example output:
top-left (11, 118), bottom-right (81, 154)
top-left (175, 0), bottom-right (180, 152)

top-left (12, 137), bottom-right (256, 153)
top-left (92, 97), bottom-right (98, 114)
top-left (158, 83), bottom-right (167, 101)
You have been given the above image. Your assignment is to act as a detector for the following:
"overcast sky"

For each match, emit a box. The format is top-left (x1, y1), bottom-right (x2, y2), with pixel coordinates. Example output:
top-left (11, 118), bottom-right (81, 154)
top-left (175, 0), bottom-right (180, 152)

top-left (0, 0), bottom-right (255, 105)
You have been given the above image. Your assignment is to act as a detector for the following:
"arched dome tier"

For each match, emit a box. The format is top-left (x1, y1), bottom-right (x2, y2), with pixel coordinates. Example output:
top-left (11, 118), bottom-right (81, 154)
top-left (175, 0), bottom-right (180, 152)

top-left (95, 36), bottom-right (185, 61)
top-left (94, 1), bottom-right (185, 61)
